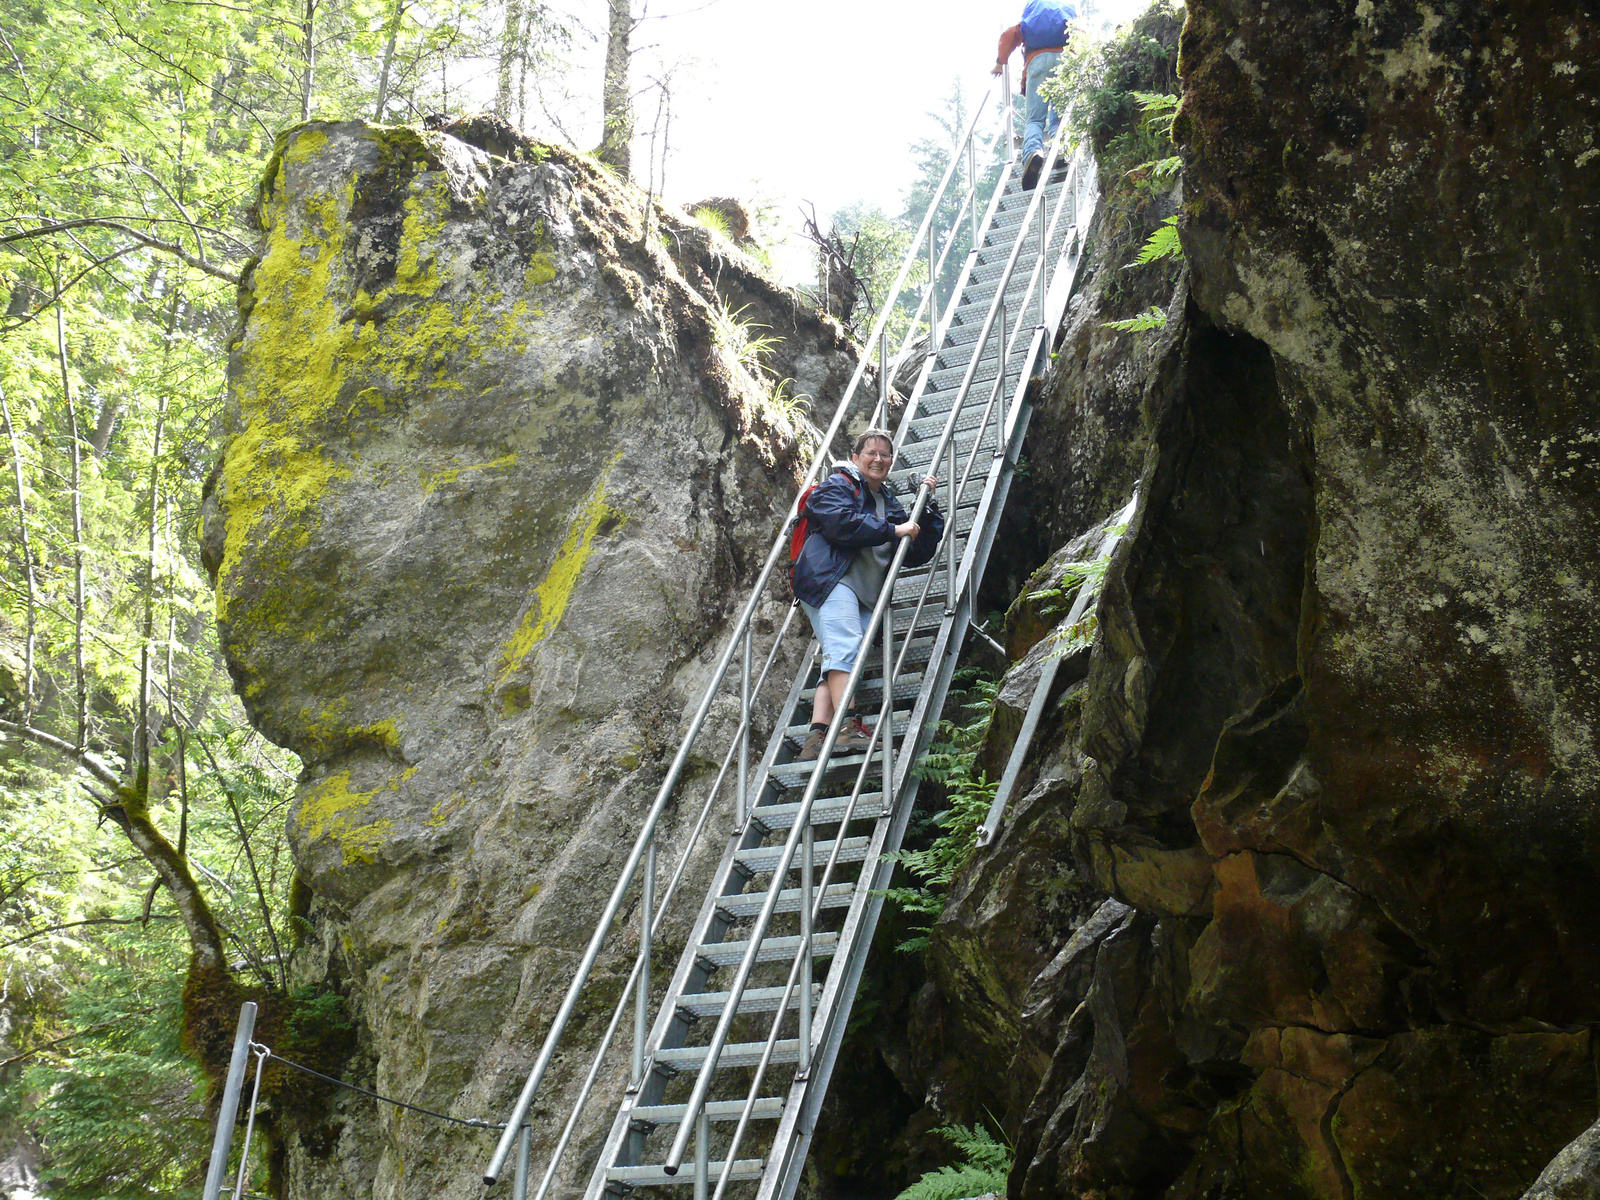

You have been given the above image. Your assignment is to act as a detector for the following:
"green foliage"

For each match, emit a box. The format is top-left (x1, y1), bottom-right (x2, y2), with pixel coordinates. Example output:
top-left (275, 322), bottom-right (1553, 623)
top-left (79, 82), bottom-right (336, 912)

top-left (1130, 215), bottom-right (1183, 266)
top-left (895, 1124), bottom-right (1013, 1200)
top-left (881, 678), bottom-right (998, 952)
top-left (710, 301), bottom-right (779, 376)
top-left (1101, 305), bottom-right (1169, 331)
top-left (1024, 535), bottom-right (1123, 654)
top-left (0, 0), bottom-right (531, 1186)
top-left (691, 205), bottom-right (731, 238)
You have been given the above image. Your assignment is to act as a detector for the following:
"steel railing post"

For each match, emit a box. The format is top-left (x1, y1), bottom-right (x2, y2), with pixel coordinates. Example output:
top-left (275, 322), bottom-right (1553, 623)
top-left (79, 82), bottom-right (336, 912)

top-left (201, 1000), bottom-right (257, 1200)
top-left (877, 326), bottom-right (889, 429)
top-left (513, 1125), bottom-right (532, 1200)
top-left (881, 603), bottom-right (895, 804)
top-left (967, 129), bottom-right (980, 248)
top-left (945, 437), bottom-right (957, 614)
top-left (1003, 63), bottom-right (1015, 158)
top-left (798, 821), bottom-right (814, 1076)
top-left (996, 301), bottom-right (1008, 449)
top-left (738, 628), bottom-right (751, 828)
top-left (631, 838), bottom-right (655, 1087)
top-left (927, 226), bottom-right (939, 339)
top-left (1037, 174), bottom-right (1048, 330)
top-left (695, 1107), bottom-right (710, 1200)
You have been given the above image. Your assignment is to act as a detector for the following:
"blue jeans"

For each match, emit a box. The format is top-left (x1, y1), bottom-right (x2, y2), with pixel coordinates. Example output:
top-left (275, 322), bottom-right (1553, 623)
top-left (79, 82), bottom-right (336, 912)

top-left (1024, 50), bottom-right (1062, 160)
top-left (800, 582), bottom-right (875, 676)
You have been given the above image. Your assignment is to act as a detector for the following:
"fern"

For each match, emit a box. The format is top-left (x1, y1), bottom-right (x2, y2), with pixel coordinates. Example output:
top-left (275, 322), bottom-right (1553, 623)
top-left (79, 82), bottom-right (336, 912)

top-left (1129, 215), bottom-right (1183, 266)
top-left (1102, 305), bottom-right (1168, 331)
top-left (896, 1125), bottom-right (1013, 1200)
top-left (878, 680), bottom-right (999, 952)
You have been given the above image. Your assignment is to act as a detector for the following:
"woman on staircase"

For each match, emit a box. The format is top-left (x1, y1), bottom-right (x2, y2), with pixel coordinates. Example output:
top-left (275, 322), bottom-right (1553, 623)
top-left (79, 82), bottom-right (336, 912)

top-left (792, 429), bottom-right (944, 762)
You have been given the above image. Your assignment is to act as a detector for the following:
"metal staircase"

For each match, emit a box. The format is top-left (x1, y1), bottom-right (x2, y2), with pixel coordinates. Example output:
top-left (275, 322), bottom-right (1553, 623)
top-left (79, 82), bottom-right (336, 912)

top-left (482, 76), bottom-right (1099, 1200)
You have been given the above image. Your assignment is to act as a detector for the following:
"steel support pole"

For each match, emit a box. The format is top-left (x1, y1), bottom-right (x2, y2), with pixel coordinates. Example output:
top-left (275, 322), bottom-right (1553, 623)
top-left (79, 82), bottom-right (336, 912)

top-left (631, 839), bottom-right (655, 1087)
top-left (512, 1125), bottom-right (532, 1200)
top-left (1003, 63), bottom-right (1015, 158)
top-left (201, 1001), bottom-right (258, 1200)
top-left (695, 1108), bottom-right (710, 1200)
top-left (945, 437), bottom-right (957, 614)
top-left (798, 822), bottom-right (814, 1075)
top-left (996, 301), bottom-right (1008, 449)
top-left (1037, 171), bottom-right (1048, 330)
top-left (967, 129), bottom-right (980, 247)
top-left (881, 604), bottom-right (895, 805)
top-left (927, 226), bottom-right (939, 338)
top-left (876, 326), bottom-right (888, 428)
top-left (737, 628), bottom-right (751, 828)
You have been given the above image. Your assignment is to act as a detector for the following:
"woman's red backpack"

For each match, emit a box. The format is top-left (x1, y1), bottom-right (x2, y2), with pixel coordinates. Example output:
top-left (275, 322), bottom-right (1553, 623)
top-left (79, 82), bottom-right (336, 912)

top-left (788, 471), bottom-right (859, 583)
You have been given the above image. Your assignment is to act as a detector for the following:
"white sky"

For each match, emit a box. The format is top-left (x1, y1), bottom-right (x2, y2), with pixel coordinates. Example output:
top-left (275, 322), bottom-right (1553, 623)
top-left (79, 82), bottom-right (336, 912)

top-left (511, 0), bottom-right (1151, 279)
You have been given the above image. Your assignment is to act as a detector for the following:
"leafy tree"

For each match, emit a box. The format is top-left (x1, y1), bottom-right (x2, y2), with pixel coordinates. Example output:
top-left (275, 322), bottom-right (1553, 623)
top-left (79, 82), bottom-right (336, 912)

top-left (0, 0), bottom-right (567, 1188)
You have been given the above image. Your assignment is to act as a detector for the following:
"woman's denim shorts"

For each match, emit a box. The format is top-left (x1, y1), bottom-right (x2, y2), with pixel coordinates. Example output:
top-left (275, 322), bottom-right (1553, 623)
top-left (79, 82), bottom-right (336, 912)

top-left (800, 581), bottom-right (874, 675)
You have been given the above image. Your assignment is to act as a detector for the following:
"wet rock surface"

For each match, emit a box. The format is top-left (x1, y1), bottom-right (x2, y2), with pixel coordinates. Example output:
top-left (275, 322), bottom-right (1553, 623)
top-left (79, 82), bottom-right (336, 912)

top-left (207, 121), bottom-right (853, 1199)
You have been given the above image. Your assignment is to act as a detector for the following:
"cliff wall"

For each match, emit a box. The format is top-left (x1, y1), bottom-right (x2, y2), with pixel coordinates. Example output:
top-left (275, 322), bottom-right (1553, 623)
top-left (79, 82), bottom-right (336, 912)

top-left (824, 2), bottom-right (1600, 1198)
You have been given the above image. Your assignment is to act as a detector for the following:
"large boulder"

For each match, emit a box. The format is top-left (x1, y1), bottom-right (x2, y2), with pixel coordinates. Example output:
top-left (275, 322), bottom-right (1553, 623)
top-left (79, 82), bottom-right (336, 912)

top-left (203, 121), bottom-right (855, 1198)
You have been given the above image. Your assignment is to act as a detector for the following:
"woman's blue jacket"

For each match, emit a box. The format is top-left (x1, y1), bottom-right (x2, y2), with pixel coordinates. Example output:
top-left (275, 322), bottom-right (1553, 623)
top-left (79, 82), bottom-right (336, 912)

top-left (792, 462), bottom-right (945, 610)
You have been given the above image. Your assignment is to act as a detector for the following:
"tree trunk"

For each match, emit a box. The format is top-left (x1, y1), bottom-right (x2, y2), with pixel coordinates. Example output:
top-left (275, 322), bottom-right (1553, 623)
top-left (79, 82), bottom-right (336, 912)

top-left (495, 0), bottom-right (526, 122)
top-left (55, 294), bottom-right (87, 749)
top-left (138, 391), bottom-right (167, 795)
top-left (598, 0), bottom-right (633, 178)
top-left (0, 717), bottom-right (228, 973)
top-left (1, 385), bottom-right (37, 720)
top-left (373, 0), bottom-right (404, 122)
top-left (300, 0), bottom-right (316, 121)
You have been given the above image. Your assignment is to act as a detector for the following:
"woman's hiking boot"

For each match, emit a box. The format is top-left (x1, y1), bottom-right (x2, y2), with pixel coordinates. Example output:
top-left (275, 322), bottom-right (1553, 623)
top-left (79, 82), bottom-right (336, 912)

top-left (797, 716), bottom-right (875, 761)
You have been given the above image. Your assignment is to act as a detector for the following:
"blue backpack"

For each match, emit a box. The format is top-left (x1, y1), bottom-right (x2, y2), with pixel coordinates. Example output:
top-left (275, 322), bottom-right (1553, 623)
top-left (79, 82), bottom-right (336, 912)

top-left (1020, 0), bottom-right (1076, 49)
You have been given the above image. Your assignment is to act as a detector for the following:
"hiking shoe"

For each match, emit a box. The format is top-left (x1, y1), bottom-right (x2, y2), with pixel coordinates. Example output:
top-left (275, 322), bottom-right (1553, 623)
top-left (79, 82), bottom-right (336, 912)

top-left (837, 716), bottom-right (875, 754)
top-left (1021, 151), bottom-right (1045, 191)
top-left (798, 728), bottom-right (825, 761)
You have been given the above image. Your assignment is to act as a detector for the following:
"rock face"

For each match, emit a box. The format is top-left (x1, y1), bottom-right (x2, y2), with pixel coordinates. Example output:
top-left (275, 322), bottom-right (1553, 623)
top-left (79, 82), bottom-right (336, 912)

top-left (204, 120), bottom-right (856, 1198)
top-left (820, 2), bottom-right (1600, 1198)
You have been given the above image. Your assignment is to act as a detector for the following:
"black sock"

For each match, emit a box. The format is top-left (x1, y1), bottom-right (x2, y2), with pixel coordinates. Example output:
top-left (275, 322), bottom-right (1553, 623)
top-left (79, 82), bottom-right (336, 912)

top-left (810, 722), bottom-right (827, 733)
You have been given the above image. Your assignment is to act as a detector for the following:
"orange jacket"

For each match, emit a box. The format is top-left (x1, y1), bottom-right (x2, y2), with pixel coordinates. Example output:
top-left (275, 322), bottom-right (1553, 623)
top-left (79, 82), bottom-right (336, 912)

top-left (996, 23), bottom-right (1066, 91)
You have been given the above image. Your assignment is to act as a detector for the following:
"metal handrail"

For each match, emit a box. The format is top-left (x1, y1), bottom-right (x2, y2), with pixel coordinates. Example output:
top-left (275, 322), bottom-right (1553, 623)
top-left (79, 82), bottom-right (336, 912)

top-left (483, 77), bottom-right (1006, 1188)
top-left (659, 112), bottom-right (1076, 1179)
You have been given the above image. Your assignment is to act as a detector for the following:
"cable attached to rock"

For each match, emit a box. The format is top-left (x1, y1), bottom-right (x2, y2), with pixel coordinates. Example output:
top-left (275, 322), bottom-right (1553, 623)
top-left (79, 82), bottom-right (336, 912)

top-left (261, 1050), bottom-right (507, 1131)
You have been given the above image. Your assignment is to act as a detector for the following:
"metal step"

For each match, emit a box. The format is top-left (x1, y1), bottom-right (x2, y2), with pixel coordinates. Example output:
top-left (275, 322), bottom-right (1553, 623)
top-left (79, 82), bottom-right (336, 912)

top-left (631, 1098), bottom-right (787, 1126)
top-left (695, 931), bottom-right (839, 968)
top-left (752, 794), bottom-right (887, 830)
top-left (794, 673), bottom-right (922, 715)
top-left (715, 882), bottom-right (855, 918)
top-left (607, 1160), bottom-right (765, 1187)
top-left (655, 1040), bottom-right (800, 1071)
top-left (734, 837), bottom-right (870, 872)
top-left (677, 983), bottom-right (823, 1019)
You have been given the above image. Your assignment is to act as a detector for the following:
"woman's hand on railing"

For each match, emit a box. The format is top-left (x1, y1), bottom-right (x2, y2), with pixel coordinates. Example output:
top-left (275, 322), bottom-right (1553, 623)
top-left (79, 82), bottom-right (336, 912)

top-left (894, 521), bottom-right (921, 539)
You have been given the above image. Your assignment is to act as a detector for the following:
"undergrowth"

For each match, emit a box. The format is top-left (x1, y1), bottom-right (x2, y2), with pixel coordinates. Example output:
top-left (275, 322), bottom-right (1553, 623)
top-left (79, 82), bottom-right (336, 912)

top-left (881, 674), bottom-right (999, 954)
top-left (1040, 3), bottom-right (1185, 333)
top-left (1025, 533), bottom-right (1123, 657)
top-left (894, 1123), bottom-right (1013, 1200)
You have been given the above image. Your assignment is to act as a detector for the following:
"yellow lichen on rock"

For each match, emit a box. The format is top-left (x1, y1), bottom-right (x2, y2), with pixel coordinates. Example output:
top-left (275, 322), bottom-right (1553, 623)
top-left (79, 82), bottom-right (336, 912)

top-left (296, 765), bottom-right (415, 865)
top-left (496, 455), bottom-right (626, 684)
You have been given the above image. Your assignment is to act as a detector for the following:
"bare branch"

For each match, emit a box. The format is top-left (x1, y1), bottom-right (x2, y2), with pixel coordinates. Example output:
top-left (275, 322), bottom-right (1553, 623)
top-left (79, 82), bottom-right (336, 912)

top-left (3, 915), bottom-right (177, 950)
top-left (1, 219), bottom-right (241, 284)
top-left (0, 717), bottom-right (121, 788)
